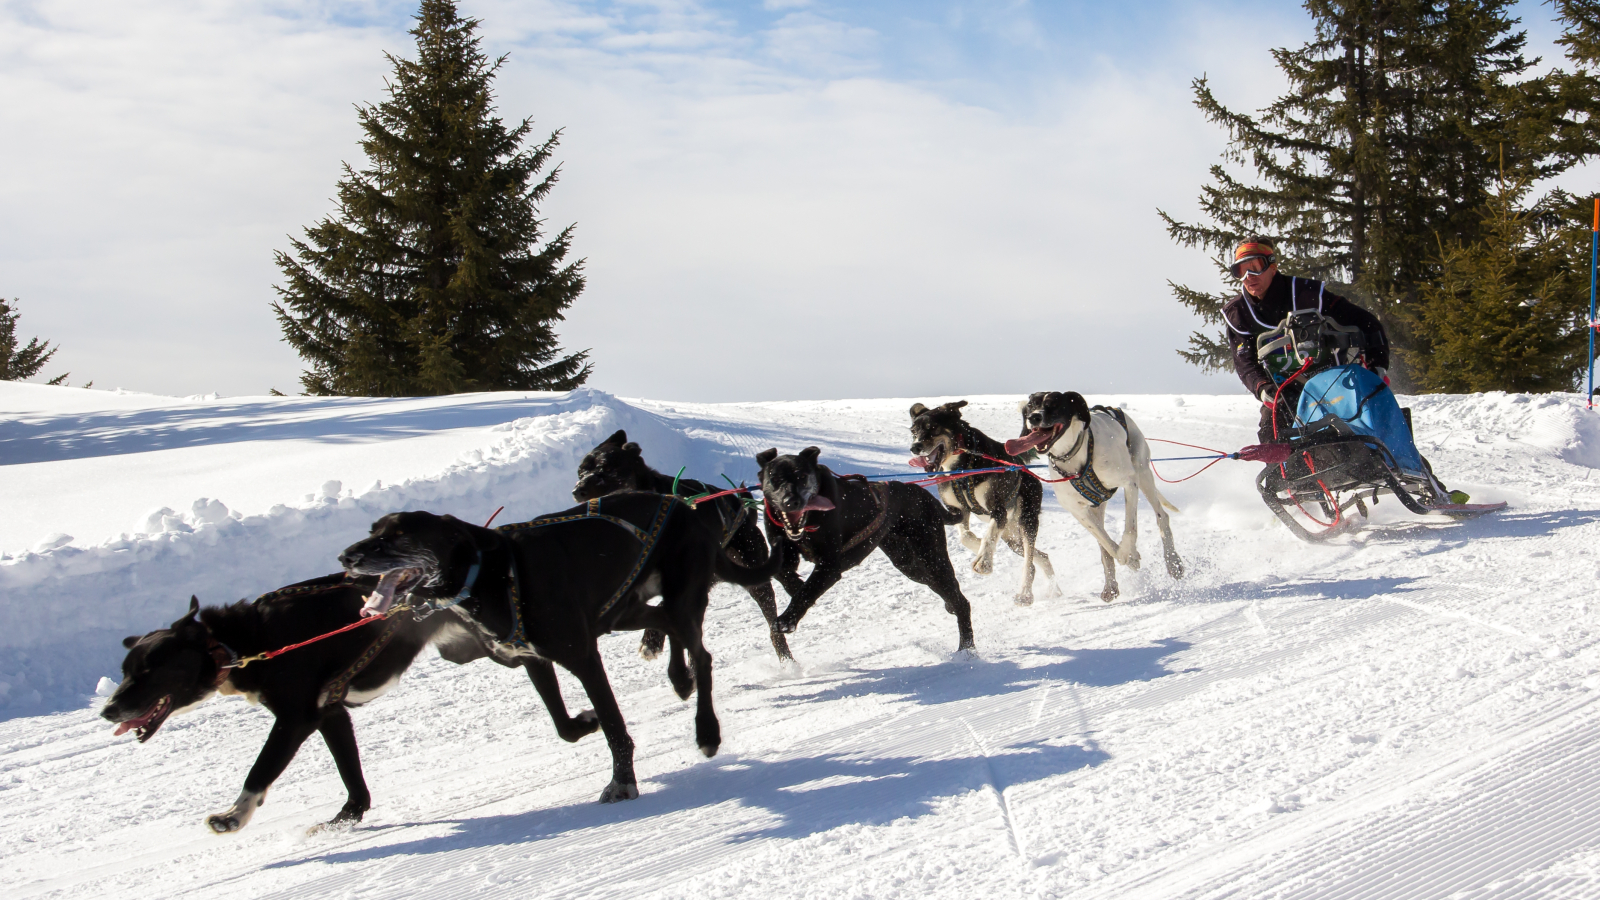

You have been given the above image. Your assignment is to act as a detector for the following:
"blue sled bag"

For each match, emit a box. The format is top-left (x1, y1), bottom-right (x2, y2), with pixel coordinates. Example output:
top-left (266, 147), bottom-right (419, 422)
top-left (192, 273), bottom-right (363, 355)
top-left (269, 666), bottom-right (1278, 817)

top-left (1294, 364), bottom-right (1425, 476)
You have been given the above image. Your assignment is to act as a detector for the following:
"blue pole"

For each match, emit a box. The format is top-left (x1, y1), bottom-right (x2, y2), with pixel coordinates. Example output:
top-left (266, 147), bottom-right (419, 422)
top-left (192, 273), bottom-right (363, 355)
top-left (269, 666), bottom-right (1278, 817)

top-left (1590, 198), bottom-right (1598, 409)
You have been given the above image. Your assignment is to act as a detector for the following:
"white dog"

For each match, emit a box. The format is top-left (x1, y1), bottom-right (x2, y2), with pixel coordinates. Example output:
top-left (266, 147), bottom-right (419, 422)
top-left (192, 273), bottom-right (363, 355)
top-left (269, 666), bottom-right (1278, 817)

top-left (1008, 391), bottom-right (1184, 600)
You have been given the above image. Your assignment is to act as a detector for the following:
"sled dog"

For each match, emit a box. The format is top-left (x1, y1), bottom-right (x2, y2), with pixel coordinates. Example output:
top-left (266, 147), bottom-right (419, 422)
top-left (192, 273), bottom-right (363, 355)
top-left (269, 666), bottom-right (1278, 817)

top-left (102, 575), bottom-right (463, 833)
top-left (1011, 392), bottom-right (1184, 600)
top-left (573, 429), bottom-right (790, 661)
top-left (340, 495), bottom-right (783, 803)
top-left (756, 446), bottom-right (976, 652)
top-left (909, 400), bottom-right (1059, 604)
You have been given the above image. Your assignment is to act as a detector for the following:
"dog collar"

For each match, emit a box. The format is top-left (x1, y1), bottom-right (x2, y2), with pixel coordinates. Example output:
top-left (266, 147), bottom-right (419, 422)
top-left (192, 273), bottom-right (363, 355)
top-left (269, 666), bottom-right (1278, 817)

top-left (1049, 425), bottom-right (1089, 465)
top-left (206, 636), bottom-right (241, 688)
top-left (431, 559), bottom-right (481, 612)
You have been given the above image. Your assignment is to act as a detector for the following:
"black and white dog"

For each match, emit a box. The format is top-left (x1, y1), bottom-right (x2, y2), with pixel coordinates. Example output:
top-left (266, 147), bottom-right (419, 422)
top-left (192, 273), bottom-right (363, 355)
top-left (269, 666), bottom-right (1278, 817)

top-left (339, 495), bottom-right (782, 803)
top-left (909, 400), bottom-right (1059, 604)
top-left (101, 575), bottom-right (459, 833)
top-left (572, 429), bottom-right (791, 662)
top-left (1011, 392), bottom-right (1184, 600)
top-left (756, 446), bottom-right (976, 652)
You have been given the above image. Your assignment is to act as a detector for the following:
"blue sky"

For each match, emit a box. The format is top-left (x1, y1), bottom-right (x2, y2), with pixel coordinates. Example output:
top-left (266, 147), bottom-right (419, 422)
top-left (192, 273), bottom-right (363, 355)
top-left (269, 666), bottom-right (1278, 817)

top-left (0, 0), bottom-right (1585, 400)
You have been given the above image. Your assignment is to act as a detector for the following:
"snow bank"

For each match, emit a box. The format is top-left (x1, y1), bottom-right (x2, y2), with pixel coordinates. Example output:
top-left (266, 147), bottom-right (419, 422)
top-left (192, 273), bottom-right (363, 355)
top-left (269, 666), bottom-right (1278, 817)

top-left (0, 389), bottom-right (750, 714)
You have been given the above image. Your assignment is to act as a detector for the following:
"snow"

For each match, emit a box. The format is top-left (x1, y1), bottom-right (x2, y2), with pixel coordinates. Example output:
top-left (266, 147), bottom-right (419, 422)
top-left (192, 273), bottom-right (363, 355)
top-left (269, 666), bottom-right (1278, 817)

top-left (3, 383), bottom-right (1600, 899)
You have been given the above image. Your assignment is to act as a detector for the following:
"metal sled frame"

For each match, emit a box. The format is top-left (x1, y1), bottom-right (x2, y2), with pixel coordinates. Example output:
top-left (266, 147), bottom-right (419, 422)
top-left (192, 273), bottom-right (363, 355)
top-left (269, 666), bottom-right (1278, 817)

top-left (1255, 420), bottom-right (1474, 542)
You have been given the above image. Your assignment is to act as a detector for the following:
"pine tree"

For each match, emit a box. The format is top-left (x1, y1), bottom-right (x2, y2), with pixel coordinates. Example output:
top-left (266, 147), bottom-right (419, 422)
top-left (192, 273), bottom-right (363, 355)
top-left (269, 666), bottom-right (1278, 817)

top-left (1554, 0), bottom-right (1600, 70)
top-left (273, 0), bottom-right (590, 396)
top-left (0, 298), bottom-right (66, 384)
top-left (1159, 0), bottom-right (1577, 387)
top-left (1415, 155), bottom-right (1588, 391)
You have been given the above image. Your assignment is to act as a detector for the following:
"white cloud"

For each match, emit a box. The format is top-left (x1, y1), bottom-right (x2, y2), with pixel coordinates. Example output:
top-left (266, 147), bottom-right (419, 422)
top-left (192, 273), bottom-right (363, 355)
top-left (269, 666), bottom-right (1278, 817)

top-left (0, 0), bottom-right (1359, 400)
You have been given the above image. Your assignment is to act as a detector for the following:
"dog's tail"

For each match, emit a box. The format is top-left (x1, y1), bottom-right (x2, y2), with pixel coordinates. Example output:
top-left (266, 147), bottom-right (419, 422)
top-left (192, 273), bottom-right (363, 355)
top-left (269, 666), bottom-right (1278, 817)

top-left (715, 538), bottom-right (785, 585)
top-left (1143, 480), bottom-right (1181, 514)
top-left (939, 502), bottom-right (964, 526)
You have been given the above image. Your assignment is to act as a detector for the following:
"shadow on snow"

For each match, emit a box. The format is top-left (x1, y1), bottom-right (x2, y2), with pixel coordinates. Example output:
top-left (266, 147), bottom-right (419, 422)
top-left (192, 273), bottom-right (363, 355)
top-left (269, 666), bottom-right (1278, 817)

top-left (274, 741), bottom-right (1108, 868)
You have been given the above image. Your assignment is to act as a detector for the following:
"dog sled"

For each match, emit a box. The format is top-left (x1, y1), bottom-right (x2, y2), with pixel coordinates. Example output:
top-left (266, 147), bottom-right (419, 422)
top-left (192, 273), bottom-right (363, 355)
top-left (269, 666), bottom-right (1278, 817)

top-left (1251, 311), bottom-right (1505, 542)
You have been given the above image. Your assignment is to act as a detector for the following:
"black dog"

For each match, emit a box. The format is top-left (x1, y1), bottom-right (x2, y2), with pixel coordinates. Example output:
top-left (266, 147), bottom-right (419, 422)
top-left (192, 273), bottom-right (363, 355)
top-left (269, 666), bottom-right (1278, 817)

top-left (573, 429), bottom-right (791, 662)
top-left (756, 446), bottom-right (976, 652)
top-left (101, 575), bottom-right (461, 833)
top-left (339, 493), bottom-right (783, 803)
top-left (909, 400), bottom-right (1059, 604)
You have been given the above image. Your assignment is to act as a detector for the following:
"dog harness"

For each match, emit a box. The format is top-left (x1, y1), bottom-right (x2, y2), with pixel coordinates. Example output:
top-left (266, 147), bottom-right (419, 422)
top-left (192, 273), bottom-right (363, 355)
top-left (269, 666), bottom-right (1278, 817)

top-left (779, 476), bottom-right (892, 562)
top-left (211, 575), bottom-right (410, 709)
top-left (942, 425), bottom-right (1026, 518)
top-left (1053, 406), bottom-right (1133, 508)
top-left (489, 495), bottom-right (678, 648)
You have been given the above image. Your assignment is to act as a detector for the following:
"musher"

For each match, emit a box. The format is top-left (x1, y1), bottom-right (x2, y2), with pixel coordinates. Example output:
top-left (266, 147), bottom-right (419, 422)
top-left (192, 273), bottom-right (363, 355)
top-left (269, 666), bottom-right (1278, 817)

top-left (1221, 236), bottom-right (1467, 503)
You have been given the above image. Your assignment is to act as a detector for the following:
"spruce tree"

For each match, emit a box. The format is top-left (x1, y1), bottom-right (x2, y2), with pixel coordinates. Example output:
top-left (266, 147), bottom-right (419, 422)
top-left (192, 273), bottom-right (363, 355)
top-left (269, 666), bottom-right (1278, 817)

top-left (1415, 156), bottom-right (1588, 391)
top-left (0, 298), bottom-right (66, 383)
top-left (273, 0), bottom-right (590, 396)
top-left (1160, 0), bottom-right (1578, 387)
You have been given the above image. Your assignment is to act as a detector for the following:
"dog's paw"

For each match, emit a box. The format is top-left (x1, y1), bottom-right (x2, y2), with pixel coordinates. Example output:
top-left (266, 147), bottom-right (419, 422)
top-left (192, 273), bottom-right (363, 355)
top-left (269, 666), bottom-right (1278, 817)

top-left (559, 710), bottom-right (601, 742)
top-left (698, 741), bottom-right (720, 758)
top-left (206, 813), bottom-right (244, 834)
top-left (774, 615), bottom-right (798, 634)
top-left (1122, 550), bottom-right (1142, 571)
top-left (671, 676), bottom-right (695, 702)
top-left (972, 558), bottom-right (994, 576)
top-left (206, 790), bottom-right (263, 834)
top-left (1041, 580), bottom-right (1063, 599)
top-left (1165, 551), bottom-right (1185, 580)
top-left (638, 630), bottom-right (666, 660)
top-left (599, 780), bottom-right (640, 803)
top-left (307, 806), bottom-right (362, 836)
top-left (1100, 586), bottom-right (1119, 602)
top-left (1013, 592), bottom-right (1034, 607)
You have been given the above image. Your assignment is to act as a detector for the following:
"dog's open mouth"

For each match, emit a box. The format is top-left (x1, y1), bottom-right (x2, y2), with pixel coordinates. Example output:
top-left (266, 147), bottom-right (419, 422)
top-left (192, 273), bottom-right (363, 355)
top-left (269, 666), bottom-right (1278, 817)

top-left (772, 494), bottom-right (834, 534)
top-left (360, 568), bottom-right (423, 618)
top-left (113, 695), bottom-right (172, 743)
top-left (1005, 424), bottom-right (1063, 457)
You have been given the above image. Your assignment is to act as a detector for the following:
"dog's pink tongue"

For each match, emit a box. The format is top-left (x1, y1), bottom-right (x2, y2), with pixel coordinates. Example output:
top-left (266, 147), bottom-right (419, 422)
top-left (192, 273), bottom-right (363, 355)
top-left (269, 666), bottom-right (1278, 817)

top-left (1005, 430), bottom-right (1052, 456)
top-left (113, 706), bottom-right (157, 737)
top-left (909, 456), bottom-right (930, 470)
top-left (361, 572), bottom-right (404, 618)
top-left (800, 495), bottom-right (835, 513)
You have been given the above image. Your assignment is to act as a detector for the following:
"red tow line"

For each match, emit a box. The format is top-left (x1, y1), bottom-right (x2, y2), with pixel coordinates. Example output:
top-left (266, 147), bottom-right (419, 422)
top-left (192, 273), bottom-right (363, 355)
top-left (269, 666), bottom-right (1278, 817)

top-left (229, 503), bottom-right (509, 670)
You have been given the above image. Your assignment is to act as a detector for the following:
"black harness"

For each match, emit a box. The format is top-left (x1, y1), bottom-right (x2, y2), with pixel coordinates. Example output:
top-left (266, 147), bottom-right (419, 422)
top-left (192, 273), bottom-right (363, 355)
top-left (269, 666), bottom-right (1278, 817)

top-left (408, 496), bottom-right (678, 653)
top-left (1053, 406), bottom-right (1132, 508)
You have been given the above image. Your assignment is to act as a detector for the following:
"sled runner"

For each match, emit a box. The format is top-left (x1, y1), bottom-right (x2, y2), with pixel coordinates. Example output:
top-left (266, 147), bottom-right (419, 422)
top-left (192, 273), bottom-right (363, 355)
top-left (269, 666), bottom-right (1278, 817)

top-left (1252, 312), bottom-right (1505, 541)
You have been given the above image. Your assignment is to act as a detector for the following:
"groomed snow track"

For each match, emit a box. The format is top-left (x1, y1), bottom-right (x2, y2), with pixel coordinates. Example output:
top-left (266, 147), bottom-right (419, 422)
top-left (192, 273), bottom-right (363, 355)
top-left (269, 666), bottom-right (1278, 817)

top-left (3, 387), bottom-right (1599, 899)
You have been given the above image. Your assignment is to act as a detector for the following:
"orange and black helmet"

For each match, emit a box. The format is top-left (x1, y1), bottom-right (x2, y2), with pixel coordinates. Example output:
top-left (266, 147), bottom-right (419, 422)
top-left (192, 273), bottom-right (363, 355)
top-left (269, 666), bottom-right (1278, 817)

top-left (1229, 239), bottom-right (1276, 278)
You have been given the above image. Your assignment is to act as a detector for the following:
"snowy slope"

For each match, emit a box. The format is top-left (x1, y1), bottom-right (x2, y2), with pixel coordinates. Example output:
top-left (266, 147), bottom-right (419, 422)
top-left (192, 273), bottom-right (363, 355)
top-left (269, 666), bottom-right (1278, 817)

top-left (3, 385), bottom-right (1599, 899)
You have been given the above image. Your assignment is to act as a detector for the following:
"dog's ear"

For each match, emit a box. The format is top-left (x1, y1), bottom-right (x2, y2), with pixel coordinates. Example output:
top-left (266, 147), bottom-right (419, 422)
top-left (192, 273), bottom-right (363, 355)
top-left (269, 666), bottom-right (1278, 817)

top-left (172, 596), bottom-right (205, 637)
top-left (909, 402), bottom-right (927, 417)
top-left (1062, 392), bottom-right (1091, 422)
top-left (942, 400), bottom-right (968, 413)
top-left (798, 446), bottom-right (821, 466)
top-left (604, 429), bottom-right (627, 446)
top-left (123, 635), bottom-right (142, 649)
top-left (621, 442), bottom-right (642, 456)
top-left (755, 448), bottom-right (778, 469)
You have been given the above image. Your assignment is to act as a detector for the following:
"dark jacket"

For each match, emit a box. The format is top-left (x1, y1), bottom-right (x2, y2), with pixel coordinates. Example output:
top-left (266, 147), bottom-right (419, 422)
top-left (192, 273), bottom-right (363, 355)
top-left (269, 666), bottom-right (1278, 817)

top-left (1222, 273), bottom-right (1389, 399)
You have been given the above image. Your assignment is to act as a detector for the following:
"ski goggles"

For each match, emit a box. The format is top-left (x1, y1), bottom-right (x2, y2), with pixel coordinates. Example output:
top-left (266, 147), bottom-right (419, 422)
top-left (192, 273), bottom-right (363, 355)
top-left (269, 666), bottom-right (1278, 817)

top-left (1232, 257), bottom-right (1273, 279)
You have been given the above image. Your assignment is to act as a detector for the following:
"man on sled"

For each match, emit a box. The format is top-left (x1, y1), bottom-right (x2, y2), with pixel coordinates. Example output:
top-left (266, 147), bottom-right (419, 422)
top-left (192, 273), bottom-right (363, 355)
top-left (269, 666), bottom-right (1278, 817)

top-left (1220, 237), bottom-right (1474, 524)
